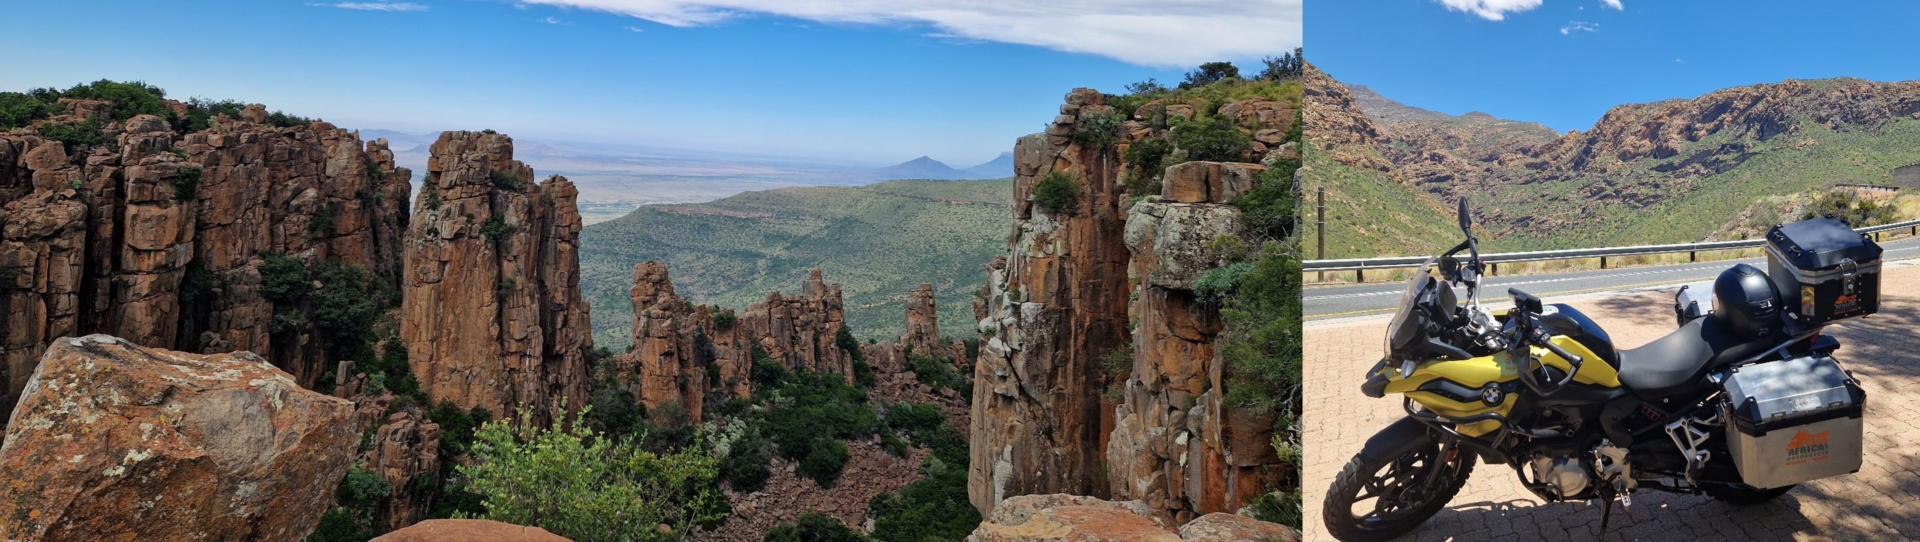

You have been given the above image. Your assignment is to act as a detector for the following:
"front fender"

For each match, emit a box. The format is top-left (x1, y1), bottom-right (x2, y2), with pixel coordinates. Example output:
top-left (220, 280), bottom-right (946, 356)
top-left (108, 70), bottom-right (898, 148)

top-left (1360, 416), bottom-right (1434, 461)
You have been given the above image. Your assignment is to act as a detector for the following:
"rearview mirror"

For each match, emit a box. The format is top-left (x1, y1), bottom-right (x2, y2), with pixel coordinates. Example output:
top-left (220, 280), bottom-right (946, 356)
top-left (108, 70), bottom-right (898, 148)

top-left (1457, 198), bottom-right (1472, 235)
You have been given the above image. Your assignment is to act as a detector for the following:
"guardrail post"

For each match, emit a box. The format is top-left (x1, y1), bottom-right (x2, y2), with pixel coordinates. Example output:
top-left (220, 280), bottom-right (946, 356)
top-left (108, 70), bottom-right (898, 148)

top-left (1689, 251), bottom-right (1697, 263)
top-left (1489, 263), bottom-right (1497, 276)
top-left (1316, 188), bottom-right (1326, 283)
top-left (1356, 267), bottom-right (1364, 283)
top-left (1600, 256), bottom-right (1608, 270)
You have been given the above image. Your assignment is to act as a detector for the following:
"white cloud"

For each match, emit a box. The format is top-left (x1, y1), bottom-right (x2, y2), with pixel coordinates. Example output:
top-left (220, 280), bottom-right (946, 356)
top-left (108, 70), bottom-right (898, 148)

top-left (543, 16), bottom-right (566, 24)
top-left (1436, 0), bottom-right (1543, 21)
top-left (331, 2), bottom-right (429, 11)
top-left (624, 25), bottom-right (646, 32)
top-left (1600, 0), bottom-right (1624, 9)
top-left (514, 0), bottom-right (1302, 67)
top-left (1560, 21), bottom-right (1597, 35)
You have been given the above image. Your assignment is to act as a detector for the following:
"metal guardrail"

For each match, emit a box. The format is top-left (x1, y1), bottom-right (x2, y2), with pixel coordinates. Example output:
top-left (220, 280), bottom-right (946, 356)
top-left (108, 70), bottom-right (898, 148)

top-left (1304, 219), bottom-right (1920, 275)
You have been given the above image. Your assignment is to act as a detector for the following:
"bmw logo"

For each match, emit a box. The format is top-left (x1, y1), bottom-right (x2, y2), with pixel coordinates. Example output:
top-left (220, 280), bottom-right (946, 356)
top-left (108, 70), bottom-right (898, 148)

top-left (1481, 385), bottom-right (1504, 406)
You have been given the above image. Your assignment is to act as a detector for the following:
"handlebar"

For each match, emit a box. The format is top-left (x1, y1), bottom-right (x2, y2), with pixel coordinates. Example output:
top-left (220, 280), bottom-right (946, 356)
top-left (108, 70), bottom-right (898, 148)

top-left (1507, 288), bottom-right (1583, 395)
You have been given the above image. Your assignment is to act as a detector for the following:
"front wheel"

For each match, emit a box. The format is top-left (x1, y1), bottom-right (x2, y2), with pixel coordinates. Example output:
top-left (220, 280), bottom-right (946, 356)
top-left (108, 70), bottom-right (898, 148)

top-left (1323, 435), bottom-right (1475, 542)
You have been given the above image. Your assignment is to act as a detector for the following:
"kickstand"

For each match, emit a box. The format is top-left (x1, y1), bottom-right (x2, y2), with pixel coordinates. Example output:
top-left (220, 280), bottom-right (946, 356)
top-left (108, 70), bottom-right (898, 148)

top-left (1597, 497), bottom-right (1613, 541)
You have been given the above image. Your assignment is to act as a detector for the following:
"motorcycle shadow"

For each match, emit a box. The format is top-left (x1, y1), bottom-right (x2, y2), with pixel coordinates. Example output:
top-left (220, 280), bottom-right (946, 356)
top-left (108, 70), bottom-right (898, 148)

top-left (1420, 490), bottom-right (1837, 541)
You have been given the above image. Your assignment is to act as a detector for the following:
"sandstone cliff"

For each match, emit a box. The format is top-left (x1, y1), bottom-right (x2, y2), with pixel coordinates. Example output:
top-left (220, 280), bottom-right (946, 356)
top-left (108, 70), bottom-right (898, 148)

top-left (400, 130), bottom-right (592, 426)
top-left (0, 102), bottom-right (411, 419)
top-left (0, 335), bottom-right (359, 542)
top-left (1108, 162), bottom-right (1285, 523)
top-left (970, 87), bottom-right (1295, 524)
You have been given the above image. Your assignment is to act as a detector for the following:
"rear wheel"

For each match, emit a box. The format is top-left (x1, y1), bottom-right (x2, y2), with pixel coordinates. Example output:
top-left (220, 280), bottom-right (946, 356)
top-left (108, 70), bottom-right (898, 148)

top-left (1702, 483), bottom-right (1795, 505)
top-left (1323, 436), bottom-right (1475, 542)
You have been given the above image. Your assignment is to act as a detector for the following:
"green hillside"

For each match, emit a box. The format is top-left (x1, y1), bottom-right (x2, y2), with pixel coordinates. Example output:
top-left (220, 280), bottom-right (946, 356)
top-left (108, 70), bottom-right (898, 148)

top-left (1300, 146), bottom-right (1457, 259)
top-left (580, 179), bottom-right (1012, 349)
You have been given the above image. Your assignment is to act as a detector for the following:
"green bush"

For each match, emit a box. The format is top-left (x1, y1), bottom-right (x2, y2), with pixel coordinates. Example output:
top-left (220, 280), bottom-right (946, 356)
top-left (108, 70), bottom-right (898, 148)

top-left (1180, 62), bottom-right (1241, 89)
top-left (307, 464), bottom-right (390, 542)
top-left (765, 512), bottom-right (868, 542)
top-left (38, 119), bottom-right (107, 153)
top-left (58, 80), bottom-right (172, 123)
top-left (304, 508), bottom-right (373, 542)
top-left (459, 408), bottom-right (732, 542)
top-left (1220, 242), bottom-right (1302, 435)
top-left (587, 384), bottom-right (648, 444)
top-left (1194, 261), bottom-right (1255, 308)
top-left (867, 448), bottom-right (977, 542)
top-left (903, 353), bottom-right (968, 396)
top-left (750, 346), bottom-right (786, 389)
top-left (1244, 488), bottom-right (1304, 530)
top-left (427, 400), bottom-right (493, 457)
top-left (797, 439), bottom-right (850, 488)
top-left (258, 253), bottom-right (311, 304)
top-left (180, 259), bottom-right (215, 307)
top-left (1072, 110), bottom-right (1125, 149)
top-left (489, 170), bottom-right (526, 191)
top-left (713, 309), bottom-right (738, 331)
top-left (171, 166), bottom-right (202, 202)
top-left (481, 215), bottom-right (516, 242)
top-left (719, 431), bottom-right (772, 493)
top-left (266, 110), bottom-right (312, 128)
top-left (178, 98), bottom-right (247, 132)
top-left (1171, 115), bottom-right (1253, 163)
top-left (1032, 170), bottom-right (1080, 216)
top-left (0, 92), bottom-right (55, 129)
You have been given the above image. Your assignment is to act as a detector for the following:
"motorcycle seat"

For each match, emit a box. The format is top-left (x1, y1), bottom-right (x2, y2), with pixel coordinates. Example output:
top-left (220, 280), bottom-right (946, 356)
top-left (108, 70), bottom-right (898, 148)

top-left (1617, 317), bottom-right (1772, 399)
top-left (1538, 304), bottom-right (1619, 369)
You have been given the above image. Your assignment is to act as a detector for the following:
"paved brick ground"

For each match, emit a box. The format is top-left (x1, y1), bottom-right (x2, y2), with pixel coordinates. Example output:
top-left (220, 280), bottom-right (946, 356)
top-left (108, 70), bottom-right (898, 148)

top-left (1304, 262), bottom-right (1920, 542)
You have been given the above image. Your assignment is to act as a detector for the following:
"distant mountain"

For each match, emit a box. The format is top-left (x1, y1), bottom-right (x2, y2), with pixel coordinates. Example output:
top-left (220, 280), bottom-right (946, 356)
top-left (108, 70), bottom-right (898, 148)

top-left (867, 156), bottom-right (982, 180)
top-left (1308, 64), bottom-right (1920, 257)
top-left (961, 152), bottom-right (1015, 178)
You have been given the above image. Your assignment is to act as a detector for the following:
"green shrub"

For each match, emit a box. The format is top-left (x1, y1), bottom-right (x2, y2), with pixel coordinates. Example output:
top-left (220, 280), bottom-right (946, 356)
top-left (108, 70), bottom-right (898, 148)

top-left (489, 170), bottom-right (526, 191)
top-left (309, 204), bottom-right (339, 235)
top-left (178, 98), bottom-right (247, 132)
top-left (1125, 138), bottom-right (1174, 180)
top-left (38, 119), bottom-right (107, 153)
top-left (1258, 49), bottom-right (1305, 81)
top-left (867, 453), bottom-right (978, 542)
top-left (258, 253), bottom-right (310, 304)
top-left (1220, 242), bottom-right (1301, 432)
top-left (797, 439), bottom-right (850, 488)
top-left (1032, 171), bottom-right (1080, 216)
top-left (0, 92), bottom-right (55, 129)
top-left (1171, 115), bottom-right (1253, 163)
top-left (1244, 488), bottom-right (1303, 530)
top-left (168, 166), bottom-right (202, 202)
top-left (587, 383), bottom-right (647, 443)
top-left (1072, 110), bottom-right (1125, 149)
top-left (481, 215), bottom-right (516, 242)
top-left (1180, 62), bottom-right (1241, 89)
top-left (765, 512), bottom-right (868, 542)
top-left (903, 353), bottom-right (967, 395)
top-left (720, 432), bottom-right (772, 493)
top-left (1194, 261), bottom-right (1255, 308)
top-left (459, 408), bottom-right (731, 542)
top-left (266, 110), bottom-right (312, 128)
top-left (57, 80), bottom-right (172, 123)
top-left (304, 508), bottom-right (373, 542)
top-left (750, 346), bottom-right (786, 389)
top-left (713, 309), bottom-right (738, 331)
top-left (180, 259), bottom-right (215, 306)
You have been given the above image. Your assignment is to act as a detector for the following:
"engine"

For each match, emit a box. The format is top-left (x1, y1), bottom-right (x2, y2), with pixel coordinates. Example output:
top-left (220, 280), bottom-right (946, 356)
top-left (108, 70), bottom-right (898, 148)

top-left (1528, 456), bottom-right (1590, 499)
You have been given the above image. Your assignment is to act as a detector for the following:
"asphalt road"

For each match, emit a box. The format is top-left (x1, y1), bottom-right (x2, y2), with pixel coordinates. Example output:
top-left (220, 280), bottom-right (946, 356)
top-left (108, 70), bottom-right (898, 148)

top-left (1305, 235), bottom-right (1920, 319)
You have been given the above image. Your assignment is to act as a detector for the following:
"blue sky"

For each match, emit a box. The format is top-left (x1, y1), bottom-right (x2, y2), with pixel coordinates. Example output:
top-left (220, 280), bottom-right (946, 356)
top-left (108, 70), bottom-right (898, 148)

top-left (1312, 0), bottom-right (1920, 132)
top-left (1, 0), bottom-right (1300, 167)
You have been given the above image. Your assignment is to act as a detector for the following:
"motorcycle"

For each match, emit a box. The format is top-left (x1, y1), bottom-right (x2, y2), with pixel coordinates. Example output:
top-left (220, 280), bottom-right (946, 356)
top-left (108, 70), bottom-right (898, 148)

top-left (1321, 199), bottom-right (1876, 541)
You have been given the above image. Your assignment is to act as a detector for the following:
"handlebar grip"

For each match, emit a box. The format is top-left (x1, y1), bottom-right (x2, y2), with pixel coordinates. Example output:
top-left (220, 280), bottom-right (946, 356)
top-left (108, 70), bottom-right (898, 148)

top-left (1539, 338), bottom-right (1583, 367)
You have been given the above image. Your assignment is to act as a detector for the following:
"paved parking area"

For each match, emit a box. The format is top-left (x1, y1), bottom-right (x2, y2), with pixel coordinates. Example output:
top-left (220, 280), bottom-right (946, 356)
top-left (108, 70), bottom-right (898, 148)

top-left (1304, 263), bottom-right (1920, 541)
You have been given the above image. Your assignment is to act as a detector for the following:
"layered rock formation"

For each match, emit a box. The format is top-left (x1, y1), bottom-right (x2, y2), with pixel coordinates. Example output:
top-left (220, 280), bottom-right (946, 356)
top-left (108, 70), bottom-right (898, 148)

top-left (902, 283), bottom-right (941, 352)
top-left (1108, 163), bottom-right (1284, 523)
top-left (697, 441), bottom-right (929, 542)
top-left (0, 334), bottom-right (358, 542)
top-left (964, 494), bottom-right (1297, 542)
top-left (400, 131), bottom-right (591, 426)
top-left (970, 89), bottom-right (1135, 514)
top-left (364, 411), bottom-right (444, 531)
top-left (0, 105), bottom-right (412, 415)
top-left (601, 262), bottom-right (856, 422)
top-left (970, 87), bottom-right (1295, 520)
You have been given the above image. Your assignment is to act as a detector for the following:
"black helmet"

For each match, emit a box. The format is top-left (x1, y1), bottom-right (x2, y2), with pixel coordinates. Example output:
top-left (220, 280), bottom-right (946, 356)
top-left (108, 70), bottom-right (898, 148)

top-left (1712, 263), bottom-right (1780, 340)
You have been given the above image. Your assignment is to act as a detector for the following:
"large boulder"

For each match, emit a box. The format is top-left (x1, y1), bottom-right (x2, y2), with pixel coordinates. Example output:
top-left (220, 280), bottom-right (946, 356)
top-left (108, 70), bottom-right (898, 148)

top-left (0, 335), bottom-right (358, 542)
top-left (372, 519), bottom-right (572, 542)
top-left (1124, 201), bottom-right (1244, 291)
top-left (965, 494), bottom-right (1297, 542)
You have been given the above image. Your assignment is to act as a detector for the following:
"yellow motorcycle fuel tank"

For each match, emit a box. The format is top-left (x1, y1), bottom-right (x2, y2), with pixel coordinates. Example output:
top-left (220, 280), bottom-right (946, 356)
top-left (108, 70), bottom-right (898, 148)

top-left (1373, 337), bottom-right (1621, 437)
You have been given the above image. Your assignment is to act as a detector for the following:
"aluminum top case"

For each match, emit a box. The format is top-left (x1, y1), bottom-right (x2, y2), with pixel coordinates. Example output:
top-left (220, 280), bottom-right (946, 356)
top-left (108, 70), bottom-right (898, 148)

top-left (1764, 217), bottom-right (1882, 326)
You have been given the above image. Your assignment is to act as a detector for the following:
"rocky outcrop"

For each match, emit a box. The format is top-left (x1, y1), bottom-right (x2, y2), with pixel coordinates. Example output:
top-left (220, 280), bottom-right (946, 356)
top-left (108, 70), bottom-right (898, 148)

top-left (604, 263), bottom-right (858, 422)
top-left (964, 494), bottom-right (1297, 542)
top-left (970, 89), bottom-right (1135, 515)
top-left (364, 411), bottom-right (443, 532)
top-left (903, 283), bottom-right (941, 352)
top-left (0, 105), bottom-right (412, 418)
top-left (0, 334), bottom-right (358, 542)
top-left (400, 131), bottom-right (591, 426)
top-left (372, 519), bottom-right (572, 542)
top-left (1109, 182), bottom-right (1281, 523)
